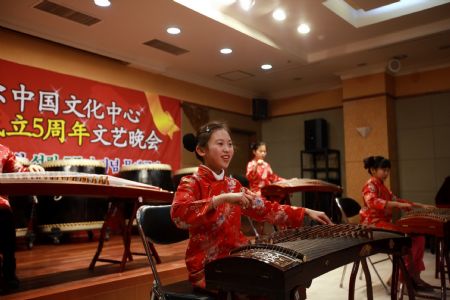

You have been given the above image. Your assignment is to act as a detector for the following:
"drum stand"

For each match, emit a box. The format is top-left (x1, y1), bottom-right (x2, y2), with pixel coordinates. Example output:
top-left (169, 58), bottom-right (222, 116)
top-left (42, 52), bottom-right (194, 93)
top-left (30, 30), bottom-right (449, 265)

top-left (12, 195), bottom-right (38, 249)
top-left (89, 197), bottom-right (161, 272)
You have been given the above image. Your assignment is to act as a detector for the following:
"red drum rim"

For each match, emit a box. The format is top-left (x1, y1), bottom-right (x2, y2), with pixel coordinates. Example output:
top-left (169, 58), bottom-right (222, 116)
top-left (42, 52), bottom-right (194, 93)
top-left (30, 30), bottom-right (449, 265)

top-left (120, 163), bottom-right (172, 172)
top-left (41, 159), bottom-right (106, 168)
top-left (174, 166), bottom-right (198, 176)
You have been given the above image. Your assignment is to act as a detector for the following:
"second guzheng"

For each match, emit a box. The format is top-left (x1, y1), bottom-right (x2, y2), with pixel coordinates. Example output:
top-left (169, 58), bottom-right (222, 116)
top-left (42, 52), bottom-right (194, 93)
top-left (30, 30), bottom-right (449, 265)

top-left (395, 208), bottom-right (450, 299)
top-left (205, 224), bottom-right (410, 300)
top-left (261, 177), bottom-right (343, 197)
top-left (396, 207), bottom-right (450, 237)
top-left (0, 171), bottom-right (173, 201)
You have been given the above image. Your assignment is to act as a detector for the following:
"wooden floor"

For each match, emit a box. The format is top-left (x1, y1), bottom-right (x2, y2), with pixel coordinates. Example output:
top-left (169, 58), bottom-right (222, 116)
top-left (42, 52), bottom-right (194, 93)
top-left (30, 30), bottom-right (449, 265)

top-left (2, 231), bottom-right (188, 300)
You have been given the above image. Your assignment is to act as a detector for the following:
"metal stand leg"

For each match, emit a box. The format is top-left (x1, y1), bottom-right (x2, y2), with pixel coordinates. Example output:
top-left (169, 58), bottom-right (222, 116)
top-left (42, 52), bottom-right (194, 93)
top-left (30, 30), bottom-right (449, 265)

top-left (340, 264), bottom-right (347, 288)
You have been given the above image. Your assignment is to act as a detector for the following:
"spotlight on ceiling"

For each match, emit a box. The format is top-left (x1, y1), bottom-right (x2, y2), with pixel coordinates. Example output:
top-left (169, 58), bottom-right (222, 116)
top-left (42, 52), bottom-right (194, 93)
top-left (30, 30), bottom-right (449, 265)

top-left (239, 0), bottom-right (255, 11)
top-left (217, 0), bottom-right (236, 5)
top-left (94, 0), bottom-right (111, 7)
top-left (297, 23), bottom-right (310, 34)
top-left (167, 27), bottom-right (181, 35)
top-left (272, 8), bottom-right (286, 21)
top-left (220, 48), bottom-right (233, 54)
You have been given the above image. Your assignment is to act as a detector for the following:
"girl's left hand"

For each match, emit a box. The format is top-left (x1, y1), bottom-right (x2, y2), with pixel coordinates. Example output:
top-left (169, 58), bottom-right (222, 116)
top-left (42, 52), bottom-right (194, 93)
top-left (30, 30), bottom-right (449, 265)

top-left (304, 208), bottom-right (333, 225)
top-left (28, 164), bottom-right (45, 172)
top-left (419, 203), bottom-right (435, 209)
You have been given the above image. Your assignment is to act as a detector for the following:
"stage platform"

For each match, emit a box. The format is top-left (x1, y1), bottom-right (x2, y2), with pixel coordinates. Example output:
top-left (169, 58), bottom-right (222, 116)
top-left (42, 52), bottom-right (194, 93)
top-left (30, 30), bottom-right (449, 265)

top-left (2, 233), bottom-right (188, 300)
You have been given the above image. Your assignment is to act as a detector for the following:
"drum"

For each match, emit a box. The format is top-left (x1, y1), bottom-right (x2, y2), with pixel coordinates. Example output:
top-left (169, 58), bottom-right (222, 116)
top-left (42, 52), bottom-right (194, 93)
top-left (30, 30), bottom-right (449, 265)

top-left (172, 167), bottom-right (198, 190)
top-left (9, 157), bottom-right (34, 241)
top-left (38, 159), bottom-right (108, 242)
top-left (119, 163), bottom-right (174, 191)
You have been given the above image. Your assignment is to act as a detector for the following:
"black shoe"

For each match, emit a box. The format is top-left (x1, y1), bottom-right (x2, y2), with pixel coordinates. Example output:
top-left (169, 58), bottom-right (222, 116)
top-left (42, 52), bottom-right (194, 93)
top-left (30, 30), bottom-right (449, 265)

top-left (4, 275), bottom-right (20, 290)
top-left (413, 279), bottom-right (434, 293)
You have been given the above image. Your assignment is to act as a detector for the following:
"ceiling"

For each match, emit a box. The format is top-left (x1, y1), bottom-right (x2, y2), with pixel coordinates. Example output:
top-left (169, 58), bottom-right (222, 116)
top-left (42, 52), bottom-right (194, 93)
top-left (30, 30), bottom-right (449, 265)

top-left (1, 0), bottom-right (450, 100)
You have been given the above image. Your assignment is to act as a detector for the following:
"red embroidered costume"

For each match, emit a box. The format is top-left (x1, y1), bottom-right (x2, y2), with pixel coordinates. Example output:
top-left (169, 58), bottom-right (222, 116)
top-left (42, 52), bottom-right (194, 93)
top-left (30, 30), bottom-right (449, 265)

top-left (360, 176), bottom-right (425, 273)
top-left (360, 176), bottom-right (413, 229)
top-left (246, 160), bottom-right (283, 196)
top-left (171, 165), bottom-right (305, 288)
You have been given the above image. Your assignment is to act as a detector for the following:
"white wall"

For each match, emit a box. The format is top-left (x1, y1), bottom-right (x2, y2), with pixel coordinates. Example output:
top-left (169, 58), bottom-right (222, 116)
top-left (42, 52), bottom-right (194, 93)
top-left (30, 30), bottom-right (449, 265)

top-left (261, 108), bottom-right (345, 204)
top-left (395, 92), bottom-right (450, 204)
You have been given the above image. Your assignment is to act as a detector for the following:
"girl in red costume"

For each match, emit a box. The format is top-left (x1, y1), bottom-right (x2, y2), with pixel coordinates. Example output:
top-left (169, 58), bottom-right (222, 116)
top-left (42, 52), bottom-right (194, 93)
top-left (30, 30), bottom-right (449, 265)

top-left (360, 155), bottom-right (434, 291)
top-left (171, 121), bottom-right (331, 297)
top-left (246, 142), bottom-right (284, 197)
top-left (0, 143), bottom-right (44, 291)
top-left (246, 141), bottom-right (287, 234)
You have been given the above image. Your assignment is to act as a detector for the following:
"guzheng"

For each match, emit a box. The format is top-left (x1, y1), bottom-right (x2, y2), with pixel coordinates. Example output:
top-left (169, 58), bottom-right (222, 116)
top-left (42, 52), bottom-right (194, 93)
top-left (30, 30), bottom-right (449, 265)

top-left (261, 178), bottom-right (342, 197)
top-left (205, 224), bottom-right (410, 300)
top-left (395, 208), bottom-right (450, 300)
top-left (0, 171), bottom-right (173, 201)
top-left (396, 208), bottom-right (450, 237)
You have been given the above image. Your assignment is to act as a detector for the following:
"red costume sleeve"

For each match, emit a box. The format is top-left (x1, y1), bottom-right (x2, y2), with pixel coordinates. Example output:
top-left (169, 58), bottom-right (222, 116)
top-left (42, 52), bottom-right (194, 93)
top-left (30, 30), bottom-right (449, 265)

top-left (242, 192), bottom-right (305, 228)
top-left (362, 181), bottom-right (387, 210)
top-left (171, 176), bottom-right (223, 229)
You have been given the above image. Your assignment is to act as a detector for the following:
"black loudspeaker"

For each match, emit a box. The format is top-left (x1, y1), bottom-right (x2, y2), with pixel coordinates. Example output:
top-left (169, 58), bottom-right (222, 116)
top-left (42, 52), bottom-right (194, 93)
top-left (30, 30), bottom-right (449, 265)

top-left (252, 98), bottom-right (268, 121)
top-left (304, 118), bottom-right (328, 151)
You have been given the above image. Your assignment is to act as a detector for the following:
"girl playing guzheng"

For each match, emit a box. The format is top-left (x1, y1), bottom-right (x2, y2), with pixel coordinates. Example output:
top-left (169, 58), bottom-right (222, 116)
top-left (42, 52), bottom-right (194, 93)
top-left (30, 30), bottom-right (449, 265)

top-left (0, 143), bottom-right (44, 291)
top-left (246, 141), bottom-right (287, 234)
top-left (359, 155), bottom-right (434, 291)
top-left (171, 121), bottom-right (331, 297)
top-left (246, 141), bottom-right (285, 198)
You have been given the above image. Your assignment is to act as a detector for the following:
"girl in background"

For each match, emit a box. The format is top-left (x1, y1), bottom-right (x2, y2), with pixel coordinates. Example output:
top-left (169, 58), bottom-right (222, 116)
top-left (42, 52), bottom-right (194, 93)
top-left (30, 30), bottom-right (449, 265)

top-left (246, 142), bottom-right (284, 198)
top-left (171, 121), bottom-right (331, 297)
top-left (360, 155), bottom-right (434, 291)
top-left (246, 141), bottom-right (287, 234)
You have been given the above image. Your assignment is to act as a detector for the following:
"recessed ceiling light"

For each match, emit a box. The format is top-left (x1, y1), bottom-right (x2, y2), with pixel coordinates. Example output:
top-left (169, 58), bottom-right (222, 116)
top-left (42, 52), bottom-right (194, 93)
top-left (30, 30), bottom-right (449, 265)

top-left (297, 23), bottom-right (311, 34)
top-left (94, 0), bottom-right (111, 7)
top-left (218, 0), bottom-right (236, 5)
top-left (272, 8), bottom-right (286, 21)
top-left (167, 27), bottom-right (181, 35)
top-left (220, 48), bottom-right (233, 54)
top-left (261, 64), bottom-right (272, 70)
top-left (239, 0), bottom-right (255, 11)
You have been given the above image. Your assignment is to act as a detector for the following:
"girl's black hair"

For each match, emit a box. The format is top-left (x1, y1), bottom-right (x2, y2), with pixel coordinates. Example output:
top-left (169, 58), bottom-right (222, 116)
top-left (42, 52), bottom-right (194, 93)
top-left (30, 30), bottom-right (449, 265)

top-left (363, 156), bottom-right (391, 174)
top-left (182, 121), bottom-right (230, 162)
top-left (250, 141), bottom-right (266, 151)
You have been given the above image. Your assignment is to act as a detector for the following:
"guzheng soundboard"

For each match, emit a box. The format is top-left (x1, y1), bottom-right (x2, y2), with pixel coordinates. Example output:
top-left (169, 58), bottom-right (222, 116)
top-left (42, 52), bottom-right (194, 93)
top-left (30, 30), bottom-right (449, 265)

top-left (261, 178), bottom-right (342, 197)
top-left (395, 208), bottom-right (450, 237)
top-left (0, 171), bottom-right (173, 202)
top-left (395, 208), bottom-right (450, 300)
top-left (205, 224), bottom-right (410, 300)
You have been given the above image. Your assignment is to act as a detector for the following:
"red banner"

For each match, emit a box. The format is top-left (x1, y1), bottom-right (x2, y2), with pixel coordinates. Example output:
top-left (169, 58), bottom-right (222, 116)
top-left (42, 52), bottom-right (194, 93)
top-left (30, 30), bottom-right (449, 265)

top-left (0, 59), bottom-right (181, 174)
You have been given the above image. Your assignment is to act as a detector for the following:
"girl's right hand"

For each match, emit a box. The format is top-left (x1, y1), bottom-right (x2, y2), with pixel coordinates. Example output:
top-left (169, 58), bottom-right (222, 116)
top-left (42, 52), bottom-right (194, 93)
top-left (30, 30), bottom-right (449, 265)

top-left (214, 190), bottom-right (256, 209)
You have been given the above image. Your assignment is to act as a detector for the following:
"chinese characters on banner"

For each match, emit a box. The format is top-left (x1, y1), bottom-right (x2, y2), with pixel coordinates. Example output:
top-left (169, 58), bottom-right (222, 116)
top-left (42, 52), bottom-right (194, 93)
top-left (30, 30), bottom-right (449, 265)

top-left (0, 59), bottom-right (181, 174)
